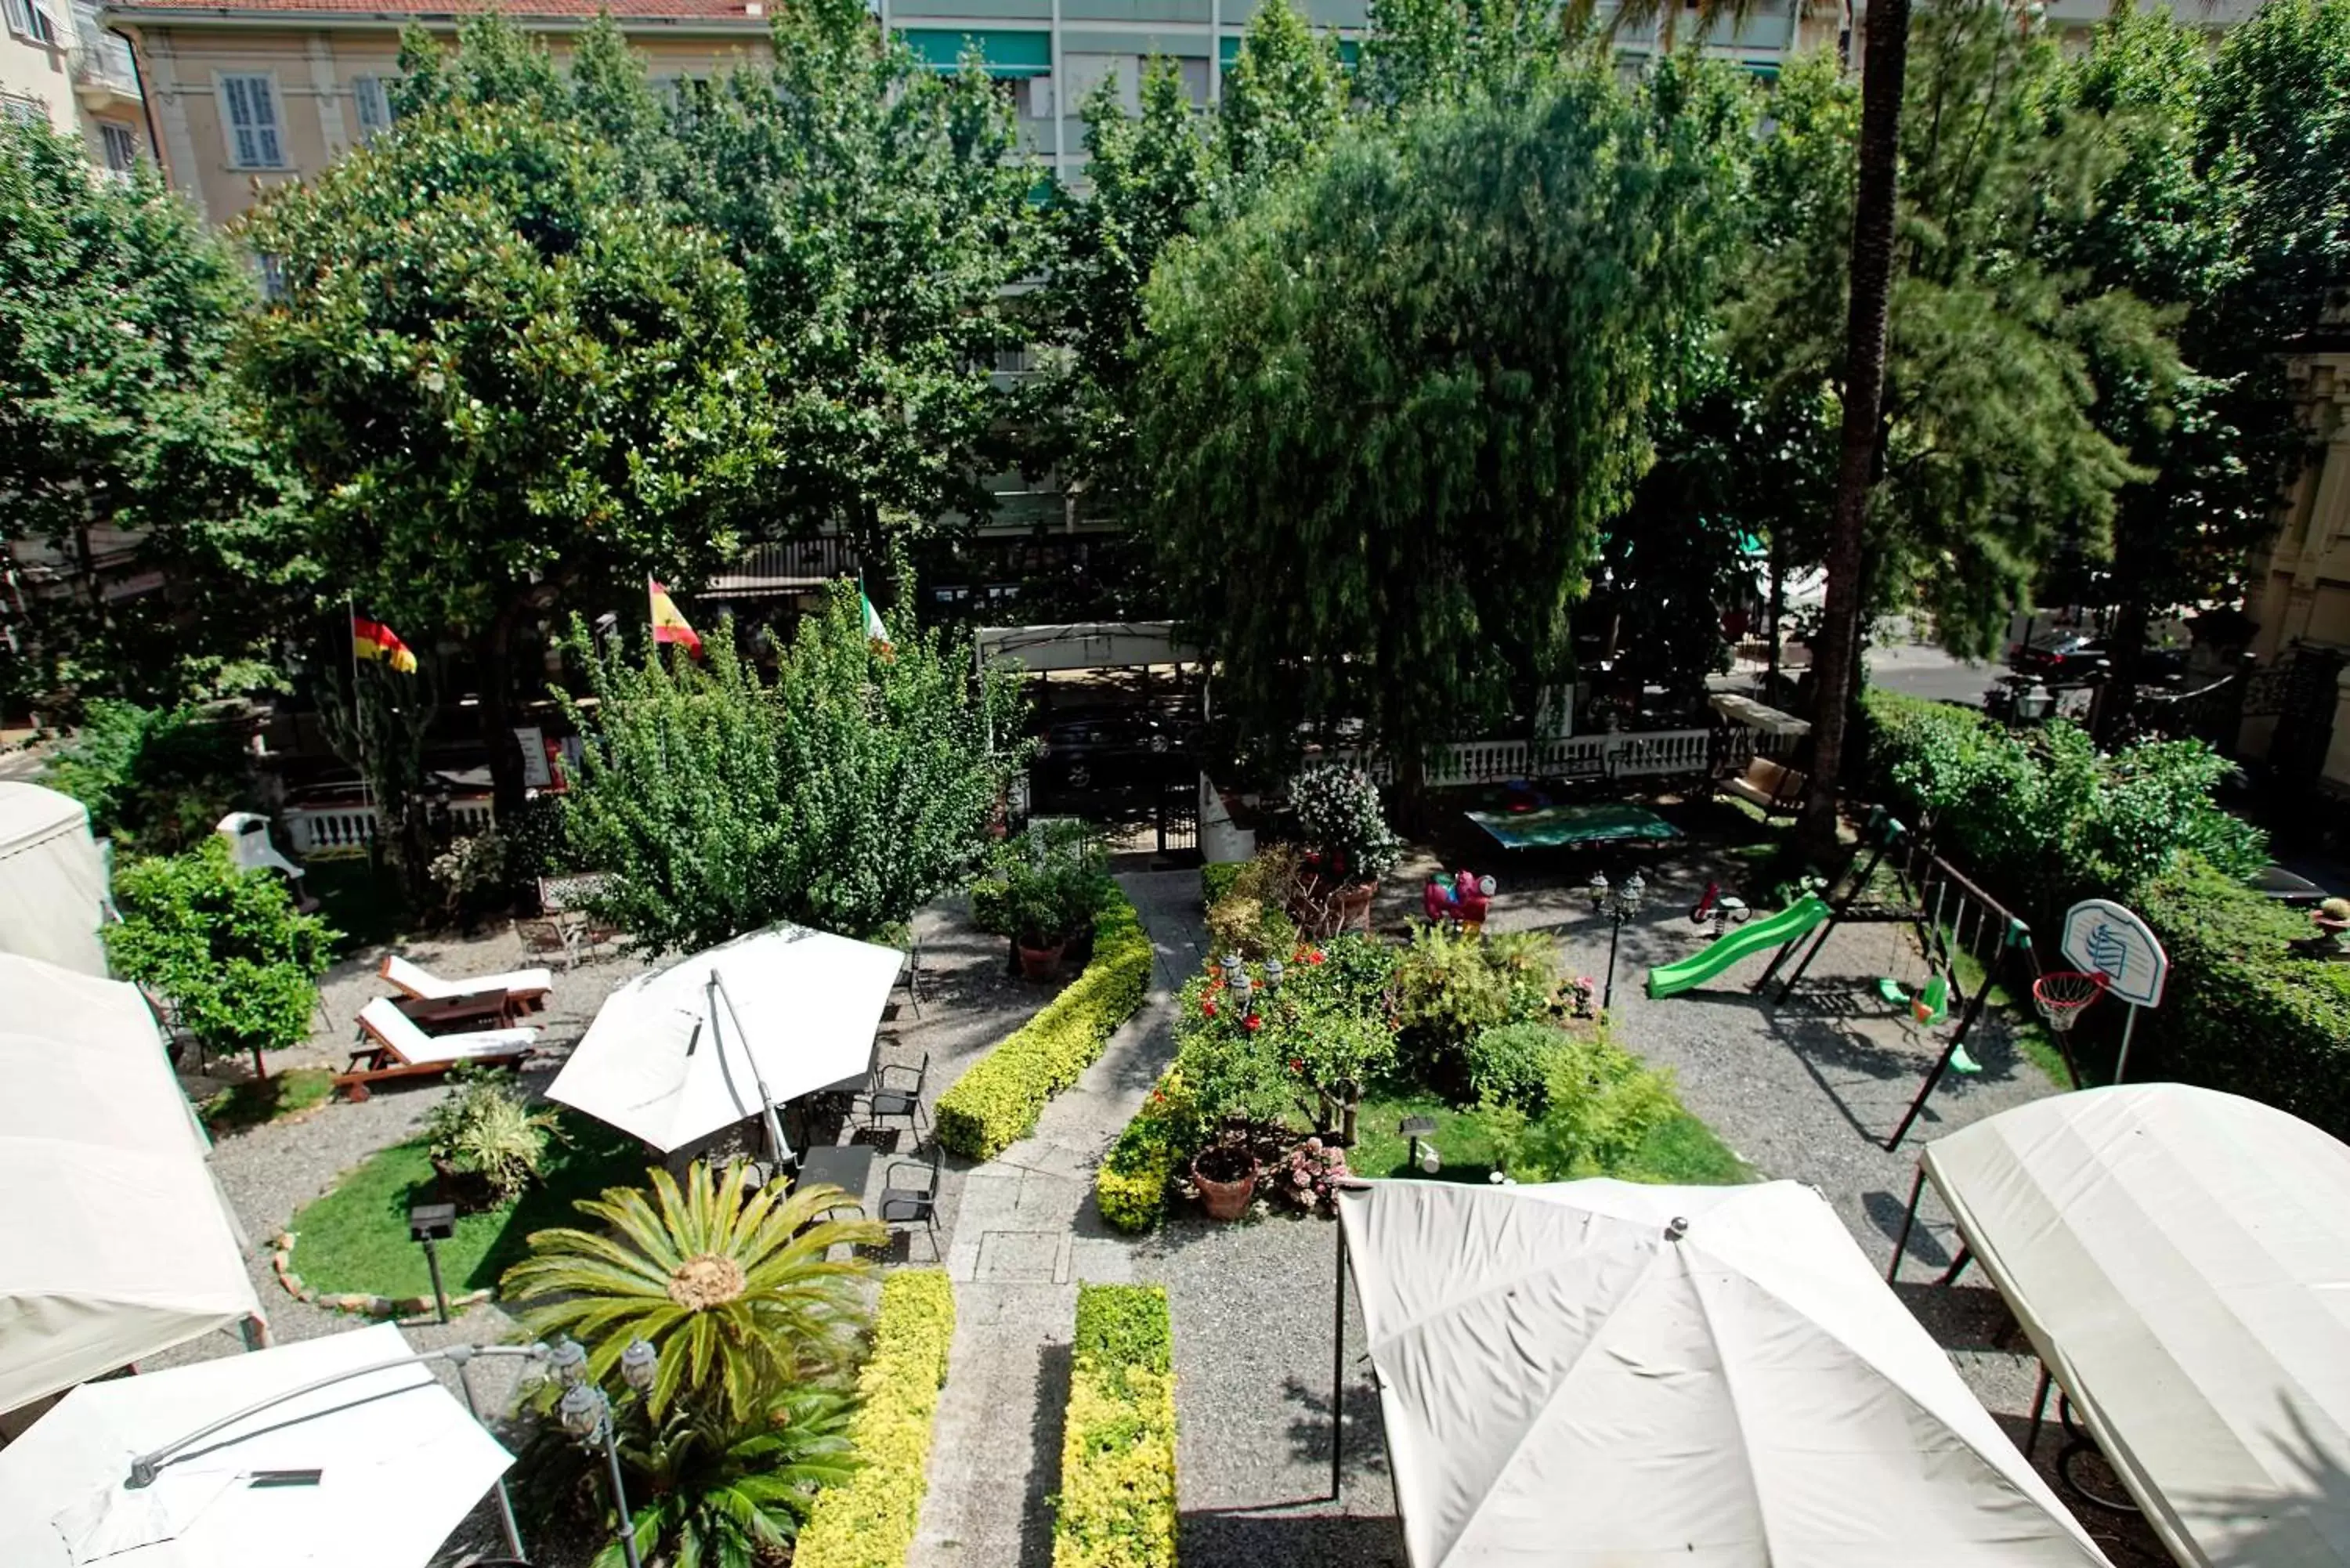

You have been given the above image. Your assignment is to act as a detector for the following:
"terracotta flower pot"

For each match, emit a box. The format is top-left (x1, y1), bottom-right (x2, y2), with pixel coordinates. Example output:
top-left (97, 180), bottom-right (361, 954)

top-left (1292, 874), bottom-right (1379, 939)
top-left (1192, 1152), bottom-right (1258, 1222)
top-left (1017, 938), bottom-right (1067, 981)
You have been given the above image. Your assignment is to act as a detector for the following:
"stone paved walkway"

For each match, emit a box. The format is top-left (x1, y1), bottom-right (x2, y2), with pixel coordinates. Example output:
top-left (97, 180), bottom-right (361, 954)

top-left (910, 869), bottom-right (1203, 1568)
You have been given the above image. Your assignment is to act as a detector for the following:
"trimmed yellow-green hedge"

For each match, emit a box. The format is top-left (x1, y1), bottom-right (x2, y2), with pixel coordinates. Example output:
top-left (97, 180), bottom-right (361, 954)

top-left (1095, 1071), bottom-right (1191, 1233)
top-left (937, 891), bottom-right (1155, 1159)
top-left (1054, 1284), bottom-right (1178, 1568)
top-left (794, 1269), bottom-right (957, 1568)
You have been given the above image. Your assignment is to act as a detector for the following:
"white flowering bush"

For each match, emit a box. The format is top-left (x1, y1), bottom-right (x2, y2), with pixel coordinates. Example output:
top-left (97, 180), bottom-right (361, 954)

top-left (1289, 764), bottom-right (1401, 883)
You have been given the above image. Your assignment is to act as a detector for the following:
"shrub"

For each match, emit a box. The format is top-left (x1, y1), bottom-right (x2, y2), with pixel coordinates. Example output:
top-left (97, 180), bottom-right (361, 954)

top-left (1483, 1028), bottom-right (1682, 1181)
top-left (1465, 1021), bottom-right (1571, 1110)
top-left (103, 838), bottom-right (335, 1073)
top-left (421, 1067), bottom-right (556, 1204)
top-left (971, 821), bottom-right (1113, 948)
top-left (936, 891), bottom-right (1155, 1158)
top-left (1054, 1285), bottom-right (1177, 1568)
top-left (1202, 844), bottom-right (1303, 959)
top-left (42, 700), bottom-right (251, 852)
top-left (1201, 861), bottom-right (1244, 908)
top-left (1290, 764), bottom-right (1401, 883)
top-left (794, 1270), bottom-right (957, 1568)
top-left (1394, 924), bottom-right (1561, 1063)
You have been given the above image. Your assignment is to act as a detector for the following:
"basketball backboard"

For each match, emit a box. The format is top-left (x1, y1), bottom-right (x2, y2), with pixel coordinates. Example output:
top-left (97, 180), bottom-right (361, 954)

top-left (2059, 899), bottom-right (2167, 1008)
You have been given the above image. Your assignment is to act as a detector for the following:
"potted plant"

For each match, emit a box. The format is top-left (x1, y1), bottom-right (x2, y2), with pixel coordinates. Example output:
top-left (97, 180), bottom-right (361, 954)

top-left (1288, 765), bottom-right (1401, 938)
top-left (971, 824), bottom-right (1112, 981)
top-left (1191, 1123), bottom-right (1264, 1221)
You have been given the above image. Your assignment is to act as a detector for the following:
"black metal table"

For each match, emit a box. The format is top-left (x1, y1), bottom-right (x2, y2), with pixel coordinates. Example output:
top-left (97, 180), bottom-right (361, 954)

top-left (794, 1143), bottom-right (876, 1206)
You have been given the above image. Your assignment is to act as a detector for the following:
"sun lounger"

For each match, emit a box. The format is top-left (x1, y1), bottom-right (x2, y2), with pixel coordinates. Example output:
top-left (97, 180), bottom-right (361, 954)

top-left (378, 954), bottom-right (551, 1027)
top-left (336, 997), bottom-right (538, 1100)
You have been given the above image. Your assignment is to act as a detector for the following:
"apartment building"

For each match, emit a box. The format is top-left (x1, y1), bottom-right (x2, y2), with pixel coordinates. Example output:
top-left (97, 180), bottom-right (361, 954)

top-left (3, 0), bottom-right (150, 172)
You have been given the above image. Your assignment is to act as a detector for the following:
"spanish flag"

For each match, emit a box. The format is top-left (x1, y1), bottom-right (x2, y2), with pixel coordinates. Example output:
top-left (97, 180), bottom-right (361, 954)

top-left (352, 613), bottom-right (418, 674)
top-left (649, 576), bottom-right (703, 658)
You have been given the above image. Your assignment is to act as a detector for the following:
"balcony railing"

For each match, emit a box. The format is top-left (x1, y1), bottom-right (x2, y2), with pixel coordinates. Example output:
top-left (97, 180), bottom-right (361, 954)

top-left (70, 12), bottom-right (139, 100)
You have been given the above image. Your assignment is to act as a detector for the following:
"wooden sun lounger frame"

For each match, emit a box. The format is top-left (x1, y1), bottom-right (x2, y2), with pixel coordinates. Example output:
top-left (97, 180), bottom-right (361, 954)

top-left (378, 955), bottom-right (551, 1029)
top-left (336, 1001), bottom-right (537, 1101)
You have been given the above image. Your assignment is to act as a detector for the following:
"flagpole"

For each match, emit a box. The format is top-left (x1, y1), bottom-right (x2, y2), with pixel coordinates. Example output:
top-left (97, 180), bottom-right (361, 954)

top-left (346, 594), bottom-right (374, 834)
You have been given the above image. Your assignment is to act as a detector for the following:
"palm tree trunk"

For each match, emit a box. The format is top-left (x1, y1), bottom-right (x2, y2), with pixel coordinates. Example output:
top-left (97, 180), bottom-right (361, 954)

top-left (1797, 0), bottom-right (1911, 858)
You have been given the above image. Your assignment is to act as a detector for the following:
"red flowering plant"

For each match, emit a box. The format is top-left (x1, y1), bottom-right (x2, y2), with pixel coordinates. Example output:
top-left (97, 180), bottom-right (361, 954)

top-left (1275, 1136), bottom-right (1353, 1216)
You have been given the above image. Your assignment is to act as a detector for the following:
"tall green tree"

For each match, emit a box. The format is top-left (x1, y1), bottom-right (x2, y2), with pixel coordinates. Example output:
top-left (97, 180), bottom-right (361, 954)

top-left (1361, 0), bottom-right (1574, 115)
top-left (1214, 0), bottom-right (1350, 190)
top-left (238, 14), bottom-right (778, 817)
top-left (2054, 6), bottom-right (2280, 732)
top-left (0, 117), bottom-right (297, 712)
top-left (562, 584), bottom-right (1022, 950)
top-left (1044, 58), bottom-right (1215, 513)
top-left (1136, 60), bottom-right (1750, 771)
top-left (663, 0), bottom-right (1039, 603)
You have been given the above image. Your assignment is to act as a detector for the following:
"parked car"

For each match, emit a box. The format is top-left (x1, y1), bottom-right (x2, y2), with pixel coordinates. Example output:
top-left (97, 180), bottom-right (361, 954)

top-left (1032, 714), bottom-right (1176, 792)
top-left (2009, 634), bottom-right (2110, 681)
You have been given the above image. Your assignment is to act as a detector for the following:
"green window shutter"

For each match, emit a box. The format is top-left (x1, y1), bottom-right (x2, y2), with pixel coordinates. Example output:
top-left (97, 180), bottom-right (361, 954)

top-left (1219, 35), bottom-right (1358, 69)
top-left (899, 28), bottom-right (1053, 78)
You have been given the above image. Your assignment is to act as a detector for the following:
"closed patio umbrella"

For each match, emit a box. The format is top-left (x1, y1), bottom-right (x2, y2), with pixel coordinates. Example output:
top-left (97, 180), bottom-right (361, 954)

top-left (1337, 1178), bottom-right (2110, 1567)
top-left (547, 922), bottom-right (905, 1154)
top-left (0, 1323), bottom-right (515, 1568)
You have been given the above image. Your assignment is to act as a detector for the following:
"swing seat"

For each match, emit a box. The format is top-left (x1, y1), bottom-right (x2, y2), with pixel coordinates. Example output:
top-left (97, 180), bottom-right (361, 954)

top-left (1875, 976), bottom-right (1911, 1008)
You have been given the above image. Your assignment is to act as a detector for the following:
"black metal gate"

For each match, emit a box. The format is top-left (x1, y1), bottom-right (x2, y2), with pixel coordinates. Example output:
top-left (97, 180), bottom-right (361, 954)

top-left (1155, 771), bottom-right (1199, 861)
top-left (2245, 647), bottom-right (2344, 780)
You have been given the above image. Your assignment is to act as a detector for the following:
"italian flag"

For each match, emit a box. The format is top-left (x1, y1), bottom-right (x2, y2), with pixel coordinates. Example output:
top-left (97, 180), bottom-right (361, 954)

top-left (861, 587), bottom-right (892, 653)
top-left (649, 576), bottom-right (703, 658)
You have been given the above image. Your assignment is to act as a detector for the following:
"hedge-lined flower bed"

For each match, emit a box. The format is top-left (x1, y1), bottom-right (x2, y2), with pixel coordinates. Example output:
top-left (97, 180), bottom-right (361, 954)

top-left (794, 1269), bottom-right (957, 1568)
top-left (936, 891), bottom-right (1155, 1159)
top-left (1053, 1284), bottom-right (1177, 1568)
top-left (1862, 690), bottom-right (2350, 1134)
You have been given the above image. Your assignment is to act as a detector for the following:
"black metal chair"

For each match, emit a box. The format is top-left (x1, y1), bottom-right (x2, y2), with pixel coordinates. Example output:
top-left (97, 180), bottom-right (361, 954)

top-left (877, 1146), bottom-right (942, 1260)
top-left (855, 1051), bottom-right (930, 1145)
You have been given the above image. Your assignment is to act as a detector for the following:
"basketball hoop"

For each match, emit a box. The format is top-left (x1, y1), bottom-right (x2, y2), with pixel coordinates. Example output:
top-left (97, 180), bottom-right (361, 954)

top-left (2032, 970), bottom-right (2109, 1035)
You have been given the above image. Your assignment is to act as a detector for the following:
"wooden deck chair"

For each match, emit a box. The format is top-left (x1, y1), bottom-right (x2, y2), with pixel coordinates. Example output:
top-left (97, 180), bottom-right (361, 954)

top-left (337, 997), bottom-right (538, 1100)
top-left (380, 954), bottom-right (552, 1023)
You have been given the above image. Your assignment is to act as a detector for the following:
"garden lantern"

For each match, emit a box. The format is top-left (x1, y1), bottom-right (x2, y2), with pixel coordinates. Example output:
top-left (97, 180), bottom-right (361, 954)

top-left (1591, 871), bottom-right (1647, 1011)
top-left (1263, 956), bottom-right (1285, 993)
top-left (1231, 970), bottom-right (1256, 1018)
top-left (619, 1338), bottom-right (659, 1395)
top-left (551, 1339), bottom-right (645, 1568)
top-left (407, 1201), bottom-right (457, 1325)
top-left (1220, 952), bottom-right (1246, 990)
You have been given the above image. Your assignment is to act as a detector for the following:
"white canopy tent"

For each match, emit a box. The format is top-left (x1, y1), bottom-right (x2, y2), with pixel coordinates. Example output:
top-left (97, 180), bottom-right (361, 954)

top-left (548, 922), bottom-right (905, 1154)
top-left (0, 954), bottom-right (262, 1414)
top-left (1336, 1177), bottom-right (2110, 1567)
top-left (1914, 1084), bottom-right (2350, 1568)
top-left (0, 782), bottom-right (111, 977)
top-left (0, 1323), bottom-right (515, 1568)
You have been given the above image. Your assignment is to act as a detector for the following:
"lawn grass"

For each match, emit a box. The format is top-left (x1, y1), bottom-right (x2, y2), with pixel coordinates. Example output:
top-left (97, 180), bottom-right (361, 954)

top-left (1349, 1089), bottom-right (1752, 1187)
top-left (201, 1067), bottom-right (336, 1135)
top-left (288, 1111), bottom-right (648, 1298)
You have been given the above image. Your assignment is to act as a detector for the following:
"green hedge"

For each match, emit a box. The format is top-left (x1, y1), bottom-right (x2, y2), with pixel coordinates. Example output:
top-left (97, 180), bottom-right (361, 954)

top-left (1861, 689), bottom-right (2350, 1135)
top-left (1200, 861), bottom-right (1244, 909)
top-left (1054, 1284), bottom-right (1178, 1568)
top-left (1096, 1081), bottom-right (1191, 1233)
top-left (937, 891), bottom-right (1155, 1159)
top-left (794, 1269), bottom-right (958, 1568)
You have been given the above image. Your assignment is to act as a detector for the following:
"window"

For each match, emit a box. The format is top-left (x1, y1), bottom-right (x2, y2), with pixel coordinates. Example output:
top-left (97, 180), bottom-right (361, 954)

top-left (256, 254), bottom-right (286, 301)
top-left (217, 72), bottom-right (284, 169)
top-left (0, 92), bottom-right (44, 125)
top-left (3, 0), bottom-right (56, 47)
top-left (99, 121), bottom-right (138, 173)
top-left (351, 74), bottom-right (392, 142)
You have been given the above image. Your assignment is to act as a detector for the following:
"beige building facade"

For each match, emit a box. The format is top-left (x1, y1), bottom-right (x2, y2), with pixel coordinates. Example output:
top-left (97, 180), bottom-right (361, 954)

top-left (4, 0), bottom-right (151, 172)
top-left (104, 0), bottom-right (772, 226)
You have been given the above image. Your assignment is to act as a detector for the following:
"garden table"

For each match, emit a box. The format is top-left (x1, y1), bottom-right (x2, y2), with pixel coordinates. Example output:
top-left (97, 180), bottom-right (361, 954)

top-left (795, 1143), bottom-right (877, 1207)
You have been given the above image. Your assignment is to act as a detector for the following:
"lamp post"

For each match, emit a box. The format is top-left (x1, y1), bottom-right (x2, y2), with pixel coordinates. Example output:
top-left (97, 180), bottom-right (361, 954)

top-left (1588, 869), bottom-right (1647, 1011)
top-left (551, 1336), bottom-right (660, 1568)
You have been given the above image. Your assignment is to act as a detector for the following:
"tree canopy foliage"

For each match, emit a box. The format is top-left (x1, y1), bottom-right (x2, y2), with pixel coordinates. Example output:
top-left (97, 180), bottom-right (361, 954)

top-left (562, 584), bottom-right (1021, 950)
top-left (1136, 58), bottom-right (1751, 767)
top-left (0, 117), bottom-right (296, 712)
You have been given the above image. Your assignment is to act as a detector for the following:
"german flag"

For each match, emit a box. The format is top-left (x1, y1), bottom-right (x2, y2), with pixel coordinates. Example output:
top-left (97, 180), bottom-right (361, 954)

top-left (352, 613), bottom-right (418, 674)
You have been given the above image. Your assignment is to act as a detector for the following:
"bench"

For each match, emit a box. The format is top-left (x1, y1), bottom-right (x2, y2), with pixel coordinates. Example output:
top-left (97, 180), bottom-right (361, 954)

top-left (1723, 755), bottom-right (1808, 818)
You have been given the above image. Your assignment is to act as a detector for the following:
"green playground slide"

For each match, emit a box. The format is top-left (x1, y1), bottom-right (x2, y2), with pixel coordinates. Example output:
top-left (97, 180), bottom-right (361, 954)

top-left (1646, 894), bottom-right (1833, 999)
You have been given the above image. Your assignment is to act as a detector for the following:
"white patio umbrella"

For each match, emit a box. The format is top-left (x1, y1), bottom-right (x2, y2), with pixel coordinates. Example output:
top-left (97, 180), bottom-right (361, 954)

top-left (1337, 1178), bottom-right (2112, 1568)
top-left (547, 922), bottom-right (906, 1154)
top-left (0, 954), bottom-right (262, 1414)
top-left (0, 1323), bottom-right (515, 1568)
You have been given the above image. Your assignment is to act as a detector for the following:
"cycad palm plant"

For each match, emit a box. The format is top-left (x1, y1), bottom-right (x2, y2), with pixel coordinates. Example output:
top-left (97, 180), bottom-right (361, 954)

top-left (504, 1160), bottom-right (884, 1419)
top-left (598, 1384), bottom-right (862, 1568)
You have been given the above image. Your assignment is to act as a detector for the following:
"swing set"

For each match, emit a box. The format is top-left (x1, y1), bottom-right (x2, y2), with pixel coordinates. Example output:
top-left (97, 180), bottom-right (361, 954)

top-left (1752, 811), bottom-right (2084, 1151)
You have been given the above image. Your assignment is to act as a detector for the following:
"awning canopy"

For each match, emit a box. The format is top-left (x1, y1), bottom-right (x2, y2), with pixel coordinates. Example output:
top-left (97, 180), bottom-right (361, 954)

top-left (548, 923), bottom-right (904, 1154)
top-left (899, 27), bottom-right (1052, 77)
top-left (0, 1323), bottom-right (513, 1568)
top-left (0, 782), bottom-right (111, 977)
top-left (0, 954), bottom-right (261, 1414)
top-left (1338, 1178), bottom-right (2110, 1567)
top-left (1922, 1085), bottom-right (2350, 1567)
